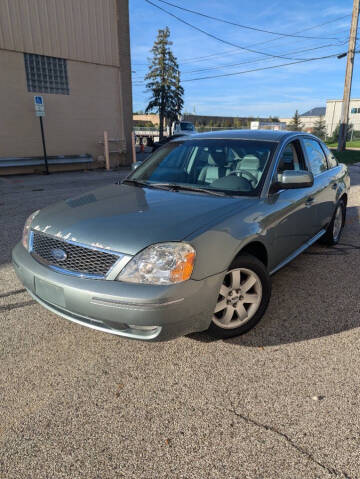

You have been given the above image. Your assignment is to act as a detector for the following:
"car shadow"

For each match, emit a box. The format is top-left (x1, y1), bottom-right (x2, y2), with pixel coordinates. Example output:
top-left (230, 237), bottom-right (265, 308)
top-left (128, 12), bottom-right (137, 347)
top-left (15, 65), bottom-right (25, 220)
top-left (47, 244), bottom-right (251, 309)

top-left (189, 205), bottom-right (360, 347)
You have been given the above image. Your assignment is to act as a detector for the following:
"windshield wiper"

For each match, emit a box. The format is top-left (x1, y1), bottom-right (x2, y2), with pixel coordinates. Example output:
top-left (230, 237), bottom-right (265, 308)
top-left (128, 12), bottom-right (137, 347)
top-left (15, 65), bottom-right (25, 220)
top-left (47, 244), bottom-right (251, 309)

top-left (149, 183), bottom-right (228, 197)
top-left (121, 179), bottom-right (153, 188)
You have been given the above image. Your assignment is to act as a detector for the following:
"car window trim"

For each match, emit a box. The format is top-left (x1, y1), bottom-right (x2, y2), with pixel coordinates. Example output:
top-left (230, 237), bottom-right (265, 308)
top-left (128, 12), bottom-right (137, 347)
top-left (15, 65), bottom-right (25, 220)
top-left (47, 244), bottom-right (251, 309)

top-left (261, 137), bottom-right (292, 198)
top-left (263, 135), bottom-right (309, 197)
top-left (319, 141), bottom-right (339, 169)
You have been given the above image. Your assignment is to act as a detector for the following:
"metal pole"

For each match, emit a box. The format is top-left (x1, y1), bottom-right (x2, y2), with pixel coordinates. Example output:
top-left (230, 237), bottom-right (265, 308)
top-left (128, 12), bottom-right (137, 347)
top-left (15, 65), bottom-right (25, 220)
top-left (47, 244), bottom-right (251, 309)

top-left (131, 131), bottom-right (136, 163)
top-left (338, 0), bottom-right (359, 152)
top-left (104, 130), bottom-right (110, 170)
top-left (39, 116), bottom-right (49, 174)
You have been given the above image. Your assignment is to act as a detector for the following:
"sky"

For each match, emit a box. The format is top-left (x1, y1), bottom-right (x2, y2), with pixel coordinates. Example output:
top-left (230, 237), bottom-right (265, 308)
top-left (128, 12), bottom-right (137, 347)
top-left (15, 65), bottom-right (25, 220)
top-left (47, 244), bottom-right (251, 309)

top-left (129, 0), bottom-right (359, 118)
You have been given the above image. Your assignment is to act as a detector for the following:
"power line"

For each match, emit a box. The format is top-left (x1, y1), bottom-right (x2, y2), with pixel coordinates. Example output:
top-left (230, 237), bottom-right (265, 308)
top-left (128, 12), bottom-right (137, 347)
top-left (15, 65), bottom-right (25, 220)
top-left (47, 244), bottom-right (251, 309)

top-left (145, 0), bottom-right (348, 62)
top-left (132, 50), bottom-right (347, 84)
top-left (153, 0), bottom-right (347, 41)
top-left (181, 40), bottom-right (349, 74)
top-left (177, 16), bottom-right (352, 65)
top-left (181, 51), bottom-right (346, 82)
top-left (132, 14), bottom-right (351, 67)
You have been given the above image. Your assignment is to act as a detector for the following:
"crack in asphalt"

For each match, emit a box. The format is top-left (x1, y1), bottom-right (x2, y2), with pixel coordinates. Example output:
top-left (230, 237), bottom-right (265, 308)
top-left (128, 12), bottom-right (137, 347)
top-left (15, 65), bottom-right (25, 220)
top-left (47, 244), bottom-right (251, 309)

top-left (0, 288), bottom-right (26, 299)
top-left (227, 401), bottom-right (352, 478)
top-left (0, 300), bottom-right (35, 313)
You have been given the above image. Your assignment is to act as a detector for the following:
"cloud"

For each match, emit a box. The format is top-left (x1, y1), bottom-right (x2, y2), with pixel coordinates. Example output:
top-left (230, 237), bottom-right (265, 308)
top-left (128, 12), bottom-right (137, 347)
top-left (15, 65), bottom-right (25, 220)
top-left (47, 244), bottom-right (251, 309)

top-left (322, 5), bottom-right (352, 16)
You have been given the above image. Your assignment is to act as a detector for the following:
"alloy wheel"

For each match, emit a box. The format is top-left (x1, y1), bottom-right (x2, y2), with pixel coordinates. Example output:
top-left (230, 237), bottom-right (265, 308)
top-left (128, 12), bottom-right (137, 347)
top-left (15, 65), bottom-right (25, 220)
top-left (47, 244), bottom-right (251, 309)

top-left (213, 268), bottom-right (262, 329)
top-left (333, 204), bottom-right (343, 241)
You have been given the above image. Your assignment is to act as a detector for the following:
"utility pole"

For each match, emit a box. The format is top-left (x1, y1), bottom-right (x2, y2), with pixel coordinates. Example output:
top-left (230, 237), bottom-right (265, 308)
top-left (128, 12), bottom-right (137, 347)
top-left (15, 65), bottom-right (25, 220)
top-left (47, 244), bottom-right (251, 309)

top-left (338, 0), bottom-right (359, 152)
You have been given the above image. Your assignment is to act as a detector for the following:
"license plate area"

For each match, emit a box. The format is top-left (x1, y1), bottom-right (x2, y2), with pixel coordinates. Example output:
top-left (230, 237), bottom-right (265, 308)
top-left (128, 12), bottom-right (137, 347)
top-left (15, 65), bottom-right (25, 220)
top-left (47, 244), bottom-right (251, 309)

top-left (34, 277), bottom-right (66, 308)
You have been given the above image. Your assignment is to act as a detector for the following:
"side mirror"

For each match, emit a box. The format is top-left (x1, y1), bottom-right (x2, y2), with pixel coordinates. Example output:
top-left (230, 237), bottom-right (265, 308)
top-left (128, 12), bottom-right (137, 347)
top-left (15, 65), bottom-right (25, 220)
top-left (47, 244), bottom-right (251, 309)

top-left (131, 160), bottom-right (143, 171)
top-left (271, 170), bottom-right (314, 192)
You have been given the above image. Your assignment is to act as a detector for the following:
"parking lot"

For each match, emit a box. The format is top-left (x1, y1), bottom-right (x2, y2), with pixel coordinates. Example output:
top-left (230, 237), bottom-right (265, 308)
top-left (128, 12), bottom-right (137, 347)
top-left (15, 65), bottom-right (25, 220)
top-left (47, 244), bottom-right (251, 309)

top-left (1, 165), bottom-right (360, 479)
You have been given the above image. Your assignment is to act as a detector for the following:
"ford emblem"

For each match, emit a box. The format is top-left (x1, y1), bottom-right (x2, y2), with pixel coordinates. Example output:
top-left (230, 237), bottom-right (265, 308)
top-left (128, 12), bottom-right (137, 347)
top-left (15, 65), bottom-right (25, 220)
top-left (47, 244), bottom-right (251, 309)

top-left (51, 248), bottom-right (67, 261)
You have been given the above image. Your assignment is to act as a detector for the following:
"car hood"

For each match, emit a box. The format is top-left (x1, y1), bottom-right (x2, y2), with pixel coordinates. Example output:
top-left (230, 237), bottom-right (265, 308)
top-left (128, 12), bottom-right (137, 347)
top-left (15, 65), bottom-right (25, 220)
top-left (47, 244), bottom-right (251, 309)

top-left (31, 184), bottom-right (255, 255)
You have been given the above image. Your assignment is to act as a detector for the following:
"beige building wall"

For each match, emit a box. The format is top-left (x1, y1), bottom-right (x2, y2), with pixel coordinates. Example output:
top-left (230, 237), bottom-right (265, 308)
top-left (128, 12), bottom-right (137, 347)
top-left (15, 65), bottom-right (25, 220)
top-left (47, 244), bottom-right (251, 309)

top-left (0, 49), bottom-right (123, 159)
top-left (133, 114), bottom-right (160, 125)
top-left (0, 0), bottom-right (119, 66)
top-left (301, 115), bottom-right (324, 131)
top-left (279, 115), bottom-right (324, 132)
top-left (325, 99), bottom-right (360, 136)
top-left (0, 0), bottom-right (133, 166)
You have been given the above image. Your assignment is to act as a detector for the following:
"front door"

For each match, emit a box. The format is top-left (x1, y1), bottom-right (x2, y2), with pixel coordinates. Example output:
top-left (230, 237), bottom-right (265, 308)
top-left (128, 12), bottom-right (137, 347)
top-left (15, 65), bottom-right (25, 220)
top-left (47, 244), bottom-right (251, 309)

top-left (268, 139), bottom-right (319, 267)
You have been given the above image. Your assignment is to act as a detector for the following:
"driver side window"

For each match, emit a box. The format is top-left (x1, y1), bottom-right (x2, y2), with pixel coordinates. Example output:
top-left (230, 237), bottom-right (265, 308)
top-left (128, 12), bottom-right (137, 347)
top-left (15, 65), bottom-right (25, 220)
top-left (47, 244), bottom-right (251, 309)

top-left (276, 140), bottom-right (306, 181)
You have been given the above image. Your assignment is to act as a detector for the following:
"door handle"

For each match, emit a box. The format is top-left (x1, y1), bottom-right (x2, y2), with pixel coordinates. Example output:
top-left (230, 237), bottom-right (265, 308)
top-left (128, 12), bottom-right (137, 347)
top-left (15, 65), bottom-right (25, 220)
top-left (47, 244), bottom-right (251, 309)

top-left (305, 196), bottom-right (314, 206)
top-left (332, 182), bottom-right (338, 190)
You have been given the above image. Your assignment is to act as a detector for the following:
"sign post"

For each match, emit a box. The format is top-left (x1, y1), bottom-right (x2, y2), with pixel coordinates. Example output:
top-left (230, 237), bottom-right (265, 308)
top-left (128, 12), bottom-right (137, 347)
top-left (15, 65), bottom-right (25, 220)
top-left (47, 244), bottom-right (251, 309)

top-left (34, 96), bottom-right (49, 174)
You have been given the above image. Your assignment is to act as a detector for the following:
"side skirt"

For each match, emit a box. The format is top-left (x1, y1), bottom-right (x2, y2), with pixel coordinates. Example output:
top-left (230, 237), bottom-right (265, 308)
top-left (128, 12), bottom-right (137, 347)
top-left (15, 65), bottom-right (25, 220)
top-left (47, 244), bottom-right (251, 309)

top-left (269, 229), bottom-right (326, 276)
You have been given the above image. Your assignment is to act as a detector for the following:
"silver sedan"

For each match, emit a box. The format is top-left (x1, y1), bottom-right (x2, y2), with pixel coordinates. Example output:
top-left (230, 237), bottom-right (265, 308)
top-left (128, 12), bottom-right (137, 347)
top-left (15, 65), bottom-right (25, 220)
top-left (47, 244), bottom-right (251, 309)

top-left (12, 130), bottom-right (350, 340)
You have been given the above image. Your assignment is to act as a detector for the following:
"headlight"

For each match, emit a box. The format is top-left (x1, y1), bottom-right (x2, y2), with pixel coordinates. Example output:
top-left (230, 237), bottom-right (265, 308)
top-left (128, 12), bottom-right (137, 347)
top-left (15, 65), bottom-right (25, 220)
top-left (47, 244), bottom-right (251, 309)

top-left (22, 210), bottom-right (40, 250)
top-left (117, 242), bottom-right (196, 285)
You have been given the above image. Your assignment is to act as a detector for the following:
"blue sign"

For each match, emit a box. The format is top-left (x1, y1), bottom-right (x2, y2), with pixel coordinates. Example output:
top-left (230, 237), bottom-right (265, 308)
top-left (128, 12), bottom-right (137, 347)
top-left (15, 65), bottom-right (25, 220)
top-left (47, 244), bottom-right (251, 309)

top-left (34, 95), bottom-right (44, 106)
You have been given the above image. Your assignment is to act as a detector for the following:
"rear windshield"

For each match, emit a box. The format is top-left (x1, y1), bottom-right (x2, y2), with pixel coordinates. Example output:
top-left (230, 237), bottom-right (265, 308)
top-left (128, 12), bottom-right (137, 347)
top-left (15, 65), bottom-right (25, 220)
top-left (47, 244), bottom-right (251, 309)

top-left (130, 139), bottom-right (277, 196)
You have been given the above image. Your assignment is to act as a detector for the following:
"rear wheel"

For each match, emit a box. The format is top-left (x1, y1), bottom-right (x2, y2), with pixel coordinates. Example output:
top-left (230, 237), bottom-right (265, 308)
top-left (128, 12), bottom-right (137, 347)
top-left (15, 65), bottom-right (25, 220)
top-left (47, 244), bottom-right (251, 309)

top-left (320, 199), bottom-right (345, 246)
top-left (207, 254), bottom-right (271, 339)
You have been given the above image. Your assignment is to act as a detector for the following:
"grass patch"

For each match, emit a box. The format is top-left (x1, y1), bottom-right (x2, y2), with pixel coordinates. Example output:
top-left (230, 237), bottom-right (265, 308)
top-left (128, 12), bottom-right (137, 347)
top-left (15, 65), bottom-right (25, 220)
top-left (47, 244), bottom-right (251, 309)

top-left (331, 148), bottom-right (360, 165)
top-left (326, 140), bottom-right (360, 148)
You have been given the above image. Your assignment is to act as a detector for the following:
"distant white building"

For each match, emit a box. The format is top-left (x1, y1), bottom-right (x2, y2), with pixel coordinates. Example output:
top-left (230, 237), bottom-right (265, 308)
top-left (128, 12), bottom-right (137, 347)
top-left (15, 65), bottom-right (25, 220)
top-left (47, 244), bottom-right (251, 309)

top-left (280, 107), bottom-right (326, 133)
top-left (325, 99), bottom-right (360, 136)
top-left (250, 121), bottom-right (287, 131)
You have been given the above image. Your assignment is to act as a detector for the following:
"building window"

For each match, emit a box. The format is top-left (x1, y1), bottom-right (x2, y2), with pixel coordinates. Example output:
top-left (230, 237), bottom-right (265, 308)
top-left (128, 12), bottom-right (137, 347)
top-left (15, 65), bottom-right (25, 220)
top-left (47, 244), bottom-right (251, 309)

top-left (351, 107), bottom-right (360, 114)
top-left (24, 53), bottom-right (69, 95)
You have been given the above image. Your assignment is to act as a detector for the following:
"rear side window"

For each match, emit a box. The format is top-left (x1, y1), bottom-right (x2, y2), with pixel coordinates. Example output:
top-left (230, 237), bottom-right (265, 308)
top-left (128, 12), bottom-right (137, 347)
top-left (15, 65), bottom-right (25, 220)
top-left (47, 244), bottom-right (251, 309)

top-left (303, 139), bottom-right (328, 176)
top-left (321, 144), bottom-right (338, 168)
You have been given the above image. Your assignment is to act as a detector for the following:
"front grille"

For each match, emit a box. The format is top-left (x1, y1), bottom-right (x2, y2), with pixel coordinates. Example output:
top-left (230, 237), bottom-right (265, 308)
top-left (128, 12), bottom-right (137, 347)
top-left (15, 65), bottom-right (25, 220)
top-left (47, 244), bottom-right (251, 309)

top-left (31, 231), bottom-right (120, 278)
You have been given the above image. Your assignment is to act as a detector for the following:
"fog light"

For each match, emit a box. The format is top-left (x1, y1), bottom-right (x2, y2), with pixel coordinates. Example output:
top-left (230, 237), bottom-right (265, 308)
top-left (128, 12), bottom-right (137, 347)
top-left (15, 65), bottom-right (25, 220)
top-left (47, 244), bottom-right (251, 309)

top-left (128, 325), bottom-right (159, 331)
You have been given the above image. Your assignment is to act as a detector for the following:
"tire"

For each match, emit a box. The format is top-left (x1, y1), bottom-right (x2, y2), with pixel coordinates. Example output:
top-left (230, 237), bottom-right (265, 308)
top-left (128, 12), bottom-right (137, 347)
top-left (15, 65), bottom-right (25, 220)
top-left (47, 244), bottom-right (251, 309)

top-left (320, 199), bottom-right (346, 246)
top-left (207, 254), bottom-right (271, 339)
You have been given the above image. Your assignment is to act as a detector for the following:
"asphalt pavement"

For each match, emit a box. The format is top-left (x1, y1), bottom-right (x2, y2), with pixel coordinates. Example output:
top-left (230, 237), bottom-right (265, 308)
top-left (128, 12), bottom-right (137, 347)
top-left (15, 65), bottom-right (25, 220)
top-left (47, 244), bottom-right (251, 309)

top-left (1, 165), bottom-right (360, 479)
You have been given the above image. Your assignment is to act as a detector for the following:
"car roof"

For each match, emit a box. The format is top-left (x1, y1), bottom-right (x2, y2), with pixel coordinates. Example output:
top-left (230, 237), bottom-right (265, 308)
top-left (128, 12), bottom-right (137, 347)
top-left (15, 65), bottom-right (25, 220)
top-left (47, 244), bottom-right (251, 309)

top-left (177, 129), bottom-right (304, 142)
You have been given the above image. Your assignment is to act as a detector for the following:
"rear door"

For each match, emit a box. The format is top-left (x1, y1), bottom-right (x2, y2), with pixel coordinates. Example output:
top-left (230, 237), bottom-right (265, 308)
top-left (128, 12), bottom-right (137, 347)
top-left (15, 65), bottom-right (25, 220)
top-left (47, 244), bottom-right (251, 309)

top-left (319, 142), bottom-right (342, 224)
top-left (301, 137), bottom-right (334, 230)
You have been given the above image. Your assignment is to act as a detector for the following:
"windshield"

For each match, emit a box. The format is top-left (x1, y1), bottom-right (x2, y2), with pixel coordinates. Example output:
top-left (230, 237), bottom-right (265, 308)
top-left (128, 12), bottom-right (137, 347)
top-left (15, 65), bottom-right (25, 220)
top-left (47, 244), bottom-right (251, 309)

top-left (180, 122), bottom-right (194, 131)
top-left (129, 139), bottom-right (277, 196)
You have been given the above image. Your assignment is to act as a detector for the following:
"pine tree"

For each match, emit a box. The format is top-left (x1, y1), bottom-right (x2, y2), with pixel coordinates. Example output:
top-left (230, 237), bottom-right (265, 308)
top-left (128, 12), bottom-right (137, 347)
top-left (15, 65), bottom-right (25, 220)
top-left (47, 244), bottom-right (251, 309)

top-left (312, 117), bottom-right (327, 140)
top-left (166, 72), bottom-right (184, 131)
top-left (145, 27), bottom-right (184, 139)
top-left (287, 110), bottom-right (303, 131)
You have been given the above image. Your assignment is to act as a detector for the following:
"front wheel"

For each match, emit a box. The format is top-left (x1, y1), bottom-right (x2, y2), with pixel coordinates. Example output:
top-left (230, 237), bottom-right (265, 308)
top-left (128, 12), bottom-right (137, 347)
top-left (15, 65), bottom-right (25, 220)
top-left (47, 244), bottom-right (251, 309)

top-left (207, 254), bottom-right (271, 339)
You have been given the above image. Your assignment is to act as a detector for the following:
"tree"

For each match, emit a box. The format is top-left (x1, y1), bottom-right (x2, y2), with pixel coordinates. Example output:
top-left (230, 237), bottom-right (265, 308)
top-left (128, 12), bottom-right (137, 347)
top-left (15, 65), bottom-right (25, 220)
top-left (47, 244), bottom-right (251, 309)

top-left (145, 27), bottom-right (184, 139)
top-left (312, 117), bottom-right (327, 140)
top-left (287, 110), bottom-right (303, 131)
top-left (166, 72), bottom-right (184, 132)
top-left (329, 122), bottom-right (353, 143)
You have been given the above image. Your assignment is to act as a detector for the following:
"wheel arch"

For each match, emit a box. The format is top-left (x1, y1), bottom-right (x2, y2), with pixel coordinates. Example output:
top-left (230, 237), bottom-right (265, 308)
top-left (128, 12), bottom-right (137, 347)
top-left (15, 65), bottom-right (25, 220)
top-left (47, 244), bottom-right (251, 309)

top-left (234, 240), bottom-right (268, 268)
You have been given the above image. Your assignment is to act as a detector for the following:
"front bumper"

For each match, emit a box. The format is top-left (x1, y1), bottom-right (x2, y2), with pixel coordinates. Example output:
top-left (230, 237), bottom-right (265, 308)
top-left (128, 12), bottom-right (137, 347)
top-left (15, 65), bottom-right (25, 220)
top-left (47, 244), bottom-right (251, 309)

top-left (12, 242), bottom-right (224, 341)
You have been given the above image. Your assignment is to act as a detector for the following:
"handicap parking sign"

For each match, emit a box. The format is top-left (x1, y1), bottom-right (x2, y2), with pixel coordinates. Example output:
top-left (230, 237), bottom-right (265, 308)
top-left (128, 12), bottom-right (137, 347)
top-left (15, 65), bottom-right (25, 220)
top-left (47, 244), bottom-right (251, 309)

top-left (34, 95), bottom-right (44, 106)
